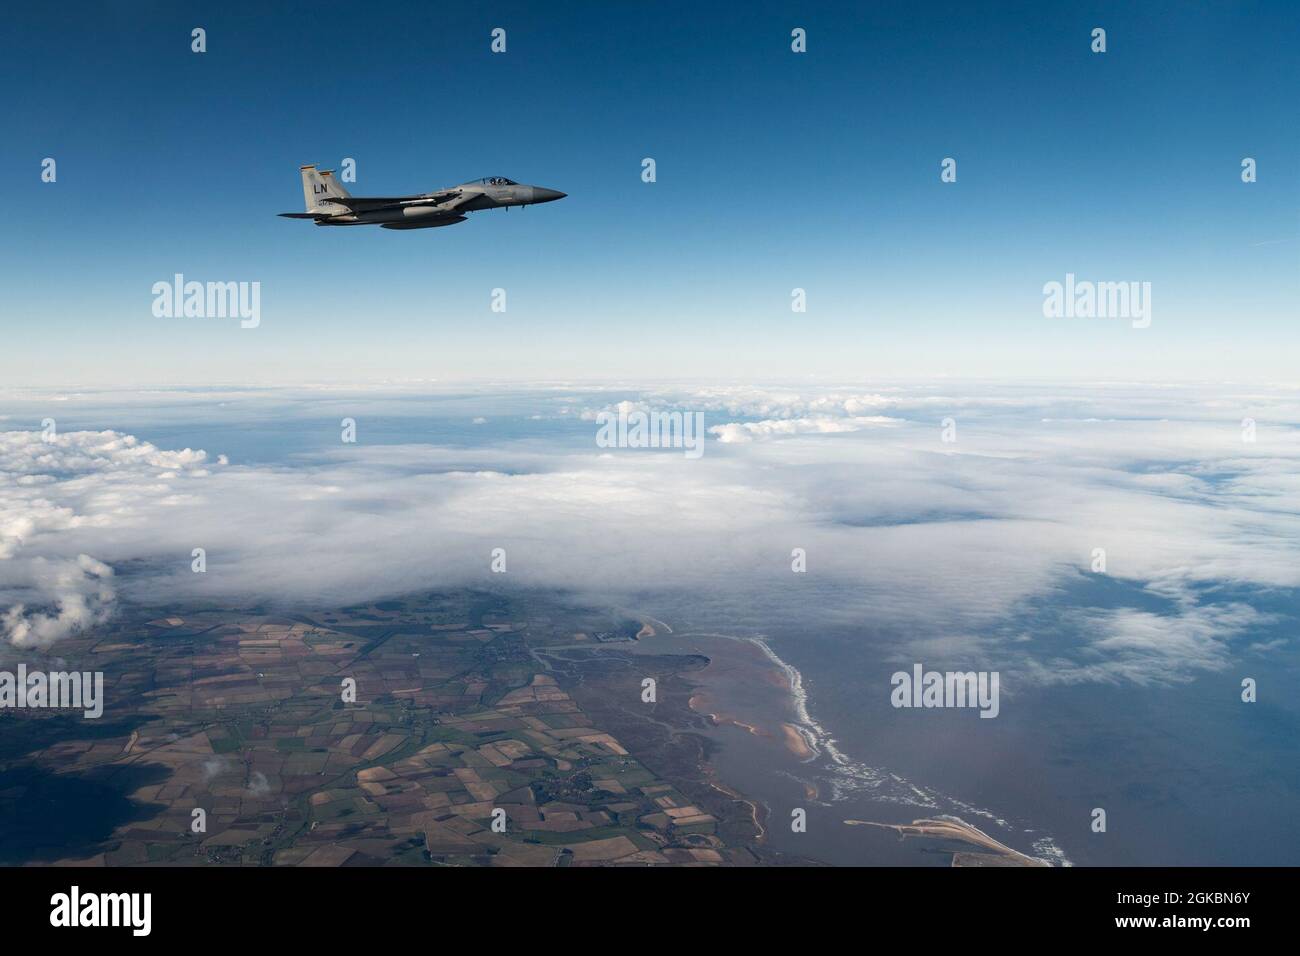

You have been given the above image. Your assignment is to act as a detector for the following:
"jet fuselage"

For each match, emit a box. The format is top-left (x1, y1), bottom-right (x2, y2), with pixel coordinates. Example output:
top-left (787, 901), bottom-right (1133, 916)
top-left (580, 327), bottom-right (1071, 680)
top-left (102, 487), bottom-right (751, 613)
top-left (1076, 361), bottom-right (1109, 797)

top-left (281, 167), bottom-right (566, 230)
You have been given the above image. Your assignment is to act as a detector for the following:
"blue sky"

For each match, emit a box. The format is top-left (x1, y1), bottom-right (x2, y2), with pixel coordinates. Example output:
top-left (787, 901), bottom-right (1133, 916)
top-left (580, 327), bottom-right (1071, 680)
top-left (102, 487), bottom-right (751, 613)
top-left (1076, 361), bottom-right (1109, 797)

top-left (3, 0), bottom-right (1297, 384)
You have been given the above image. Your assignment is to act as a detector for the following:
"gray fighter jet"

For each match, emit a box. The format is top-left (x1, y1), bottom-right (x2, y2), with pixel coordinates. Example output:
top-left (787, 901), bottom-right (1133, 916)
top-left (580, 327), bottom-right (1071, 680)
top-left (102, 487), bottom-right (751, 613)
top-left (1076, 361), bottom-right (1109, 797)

top-left (279, 165), bottom-right (566, 230)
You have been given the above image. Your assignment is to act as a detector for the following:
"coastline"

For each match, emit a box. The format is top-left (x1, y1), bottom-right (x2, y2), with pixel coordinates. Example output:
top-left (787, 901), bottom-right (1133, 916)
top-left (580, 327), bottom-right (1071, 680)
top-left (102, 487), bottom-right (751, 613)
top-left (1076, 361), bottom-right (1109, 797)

top-left (635, 621), bottom-right (1072, 867)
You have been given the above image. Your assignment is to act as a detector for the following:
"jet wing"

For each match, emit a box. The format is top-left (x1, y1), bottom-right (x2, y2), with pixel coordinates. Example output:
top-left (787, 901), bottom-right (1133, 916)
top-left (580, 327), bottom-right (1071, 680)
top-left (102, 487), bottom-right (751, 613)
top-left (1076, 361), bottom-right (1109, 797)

top-left (322, 190), bottom-right (462, 212)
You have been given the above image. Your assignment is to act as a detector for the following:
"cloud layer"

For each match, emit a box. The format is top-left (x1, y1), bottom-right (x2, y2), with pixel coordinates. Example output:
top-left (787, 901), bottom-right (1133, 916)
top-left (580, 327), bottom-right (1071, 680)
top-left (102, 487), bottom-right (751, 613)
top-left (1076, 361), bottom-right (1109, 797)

top-left (2, 382), bottom-right (1297, 684)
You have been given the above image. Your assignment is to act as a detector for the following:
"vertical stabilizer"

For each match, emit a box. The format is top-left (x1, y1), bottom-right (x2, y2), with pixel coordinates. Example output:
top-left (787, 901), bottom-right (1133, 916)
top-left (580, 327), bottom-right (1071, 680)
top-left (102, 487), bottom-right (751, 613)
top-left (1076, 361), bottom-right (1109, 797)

top-left (299, 164), bottom-right (350, 212)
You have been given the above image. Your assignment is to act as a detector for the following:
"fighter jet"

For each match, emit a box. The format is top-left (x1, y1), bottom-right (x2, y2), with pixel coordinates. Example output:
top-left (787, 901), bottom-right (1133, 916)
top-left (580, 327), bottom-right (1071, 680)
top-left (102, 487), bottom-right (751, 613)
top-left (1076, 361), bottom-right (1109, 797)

top-left (279, 165), bottom-right (566, 230)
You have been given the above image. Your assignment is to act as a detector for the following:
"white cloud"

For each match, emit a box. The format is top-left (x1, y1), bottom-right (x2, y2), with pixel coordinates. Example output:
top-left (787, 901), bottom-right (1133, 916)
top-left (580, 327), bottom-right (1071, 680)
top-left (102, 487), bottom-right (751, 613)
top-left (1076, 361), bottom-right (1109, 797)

top-left (709, 415), bottom-right (899, 442)
top-left (2, 553), bottom-right (115, 649)
top-left (1, 382), bottom-right (1296, 687)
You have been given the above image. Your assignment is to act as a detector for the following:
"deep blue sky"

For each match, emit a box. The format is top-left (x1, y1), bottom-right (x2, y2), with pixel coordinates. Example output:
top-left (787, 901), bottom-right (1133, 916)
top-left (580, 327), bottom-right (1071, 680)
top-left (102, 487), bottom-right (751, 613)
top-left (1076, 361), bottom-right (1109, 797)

top-left (3, 1), bottom-right (1297, 384)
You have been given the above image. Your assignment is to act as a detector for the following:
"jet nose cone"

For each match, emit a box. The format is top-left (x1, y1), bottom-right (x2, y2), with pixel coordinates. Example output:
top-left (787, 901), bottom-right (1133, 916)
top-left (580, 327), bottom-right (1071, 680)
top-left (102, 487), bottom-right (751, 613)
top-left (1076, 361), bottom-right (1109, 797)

top-left (533, 187), bottom-right (566, 204)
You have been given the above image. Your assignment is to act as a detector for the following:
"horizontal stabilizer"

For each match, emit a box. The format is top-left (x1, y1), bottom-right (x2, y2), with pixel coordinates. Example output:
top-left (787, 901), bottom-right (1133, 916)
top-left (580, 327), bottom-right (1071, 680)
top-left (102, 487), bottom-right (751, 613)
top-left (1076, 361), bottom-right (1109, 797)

top-left (278, 212), bottom-right (329, 219)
